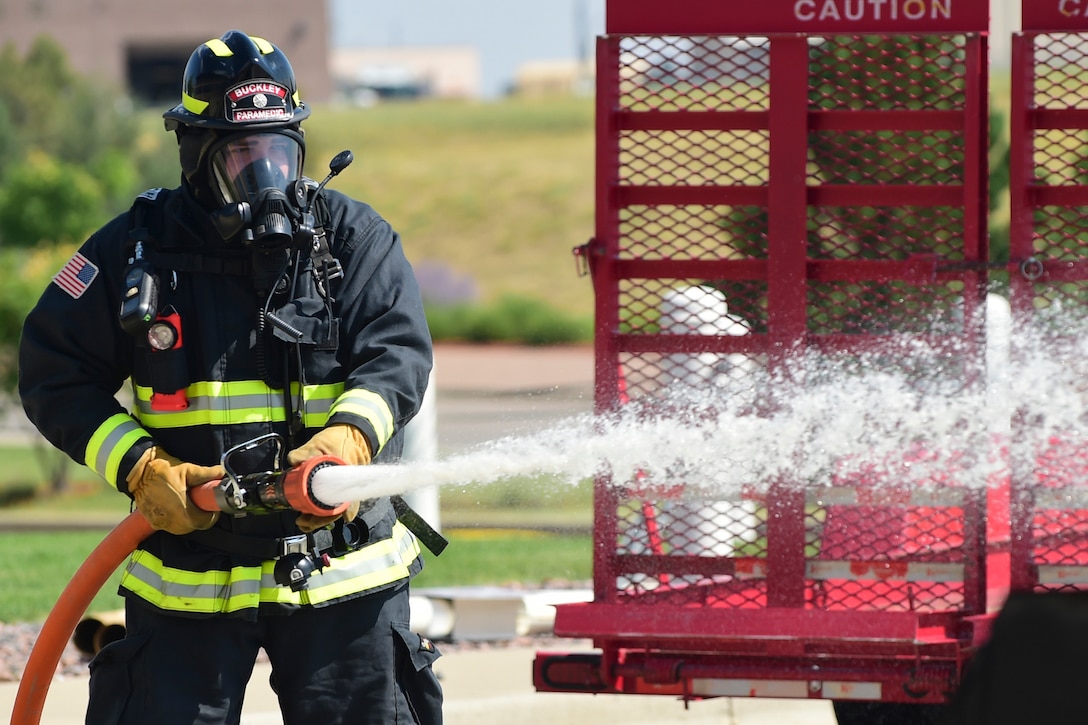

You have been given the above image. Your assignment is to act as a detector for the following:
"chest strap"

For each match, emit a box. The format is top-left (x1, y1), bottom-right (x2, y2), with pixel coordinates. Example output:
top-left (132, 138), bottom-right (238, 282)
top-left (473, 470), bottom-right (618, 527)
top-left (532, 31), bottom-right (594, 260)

top-left (188, 520), bottom-right (361, 562)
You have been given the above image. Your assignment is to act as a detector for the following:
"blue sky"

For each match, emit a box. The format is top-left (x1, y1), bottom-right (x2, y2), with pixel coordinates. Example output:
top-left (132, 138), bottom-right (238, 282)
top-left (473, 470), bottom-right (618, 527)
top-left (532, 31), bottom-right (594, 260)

top-left (329, 0), bottom-right (606, 97)
top-left (327, 2), bottom-right (1021, 94)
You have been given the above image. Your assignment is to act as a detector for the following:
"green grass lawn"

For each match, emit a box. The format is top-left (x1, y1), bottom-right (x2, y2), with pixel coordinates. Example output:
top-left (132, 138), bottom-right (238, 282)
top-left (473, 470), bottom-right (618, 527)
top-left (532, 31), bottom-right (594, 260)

top-left (0, 528), bottom-right (593, 624)
top-left (293, 96), bottom-right (597, 317)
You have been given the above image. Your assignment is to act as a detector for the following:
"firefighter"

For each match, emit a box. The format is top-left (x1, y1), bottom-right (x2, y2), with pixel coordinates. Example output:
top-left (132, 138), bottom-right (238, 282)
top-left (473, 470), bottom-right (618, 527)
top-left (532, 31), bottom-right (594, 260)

top-left (18, 30), bottom-right (441, 724)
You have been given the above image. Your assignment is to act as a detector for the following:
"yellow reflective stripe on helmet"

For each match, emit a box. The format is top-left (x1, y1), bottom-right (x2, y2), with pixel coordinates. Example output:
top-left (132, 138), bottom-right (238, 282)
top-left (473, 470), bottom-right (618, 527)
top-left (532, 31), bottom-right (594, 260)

top-left (132, 380), bottom-right (343, 429)
top-left (85, 414), bottom-right (152, 487)
top-left (205, 38), bottom-right (232, 57)
top-left (119, 523), bottom-right (421, 614)
top-left (251, 36), bottom-right (275, 54)
top-left (329, 389), bottom-right (395, 452)
top-left (182, 91), bottom-right (210, 115)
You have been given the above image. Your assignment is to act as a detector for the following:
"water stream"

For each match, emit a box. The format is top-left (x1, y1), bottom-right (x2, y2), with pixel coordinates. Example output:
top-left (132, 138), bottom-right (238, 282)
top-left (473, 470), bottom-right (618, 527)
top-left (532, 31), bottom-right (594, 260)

top-left (313, 307), bottom-right (1088, 507)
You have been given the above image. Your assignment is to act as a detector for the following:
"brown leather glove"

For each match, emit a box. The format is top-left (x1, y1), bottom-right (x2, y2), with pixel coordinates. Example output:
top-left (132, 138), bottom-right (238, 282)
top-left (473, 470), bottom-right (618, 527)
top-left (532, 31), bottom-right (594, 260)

top-left (127, 447), bottom-right (224, 535)
top-left (288, 424), bottom-right (371, 533)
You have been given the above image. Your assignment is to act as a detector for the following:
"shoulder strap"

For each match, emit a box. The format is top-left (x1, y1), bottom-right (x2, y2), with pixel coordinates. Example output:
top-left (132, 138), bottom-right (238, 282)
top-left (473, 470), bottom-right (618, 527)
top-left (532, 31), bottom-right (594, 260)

top-left (127, 187), bottom-right (252, 276)
top-left (307, 189), bottom-right (344, 296)
top-left (126, 187), bottom-right (166, 255)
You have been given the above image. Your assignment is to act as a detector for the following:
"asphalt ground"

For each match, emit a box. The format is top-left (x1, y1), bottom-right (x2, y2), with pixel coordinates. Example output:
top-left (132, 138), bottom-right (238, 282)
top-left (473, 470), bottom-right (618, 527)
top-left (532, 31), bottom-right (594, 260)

top-left (0, 343), bottom-right (838, 724)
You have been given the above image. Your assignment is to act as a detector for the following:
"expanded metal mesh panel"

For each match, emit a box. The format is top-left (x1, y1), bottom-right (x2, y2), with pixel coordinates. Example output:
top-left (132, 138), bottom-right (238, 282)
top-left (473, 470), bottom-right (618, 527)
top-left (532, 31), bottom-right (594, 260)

top-left (1034, 206), bottom-right (1088, 254)
top-left (1024, 435), bottom-right (1088, 593)
top-left (617, 279), bottom-right (769, 332)
top-left (619, 205), bottom-right (768, 261)
top-left (809, 206), bottom-right (965, 258)
top-left (613, 489), bottom-right (971, 612)
top-left (618, 36), bottom-right (770, 111)
top-left (808, 35), bottom-right (968, 111)
top-left (1011, 31), bottom-right (1088, 594)
top-left (1024, 280), bottom-right (1088, 333)
top-left (1032, 131), bottom-right (1088, 186)
top-left (596, 33), bottom-right (986, 616)
top-left (620, 130), bottom-right (770, 186)
top-left (617, 348), bottom-right (772, 402)
top-left (809, 130), bottom-right (965, 185)
top-left (1018, 33), bottom-right (1088, 333)
top-left (1031, 33), bottom-right (1088, 111)
top-left (807, 281), bottom-right (965, 335)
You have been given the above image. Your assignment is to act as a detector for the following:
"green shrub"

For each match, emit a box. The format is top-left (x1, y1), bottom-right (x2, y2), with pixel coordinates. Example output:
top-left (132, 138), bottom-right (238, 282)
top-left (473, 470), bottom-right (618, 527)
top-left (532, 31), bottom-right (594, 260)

top-left (426, 294), bottom-right (592, 345)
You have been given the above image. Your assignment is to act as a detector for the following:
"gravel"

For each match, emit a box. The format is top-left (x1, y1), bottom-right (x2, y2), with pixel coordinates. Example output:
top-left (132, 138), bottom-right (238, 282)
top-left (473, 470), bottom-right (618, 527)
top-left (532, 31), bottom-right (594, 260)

top-left (0, 621), bottom-right (89, 682)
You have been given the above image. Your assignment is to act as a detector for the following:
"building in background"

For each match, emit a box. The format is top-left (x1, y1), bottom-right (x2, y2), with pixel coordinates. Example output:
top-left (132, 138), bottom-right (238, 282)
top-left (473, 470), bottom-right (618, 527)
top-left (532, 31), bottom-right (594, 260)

top-left (0, 0), bottom-right (1025, 106)
top-left (990, 0), bottom-right (1021, 69)
top-left (0, 0), bottom-right (331, 104)
top-left (510, 58), bottom-right (594, 97)
top-left (330, 46), bottom-right (481, 103)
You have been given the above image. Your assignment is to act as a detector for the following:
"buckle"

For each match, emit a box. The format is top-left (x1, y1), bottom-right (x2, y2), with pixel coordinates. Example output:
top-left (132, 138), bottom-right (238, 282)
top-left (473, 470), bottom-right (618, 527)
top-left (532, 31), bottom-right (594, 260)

top-left (278, 534), bottom-right (310, 558)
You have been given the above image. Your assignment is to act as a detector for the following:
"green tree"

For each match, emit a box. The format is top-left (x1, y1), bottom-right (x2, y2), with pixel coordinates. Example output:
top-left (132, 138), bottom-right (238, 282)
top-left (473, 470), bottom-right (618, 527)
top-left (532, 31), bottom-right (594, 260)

top-left (0, 243), bottom-right (79, 493)
top-left (0, 35), bottom-right (164, 234)
top-left (0, 36), bottom-right (172, 493)
top-left (0, 151), bottom-right (106, 246)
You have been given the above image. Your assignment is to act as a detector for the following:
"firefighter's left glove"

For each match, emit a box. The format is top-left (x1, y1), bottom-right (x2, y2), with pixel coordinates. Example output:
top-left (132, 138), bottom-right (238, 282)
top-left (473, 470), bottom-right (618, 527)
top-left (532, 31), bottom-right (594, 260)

top-left (288, 424), bottom-right (371, 533)
top-left (127, 446), bottom-right (224, 535)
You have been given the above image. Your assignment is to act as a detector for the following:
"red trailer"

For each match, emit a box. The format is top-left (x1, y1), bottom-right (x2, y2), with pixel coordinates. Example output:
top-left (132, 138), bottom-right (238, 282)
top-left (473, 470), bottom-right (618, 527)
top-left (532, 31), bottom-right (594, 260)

top-left (532, 2), bottom-right (1088, 722)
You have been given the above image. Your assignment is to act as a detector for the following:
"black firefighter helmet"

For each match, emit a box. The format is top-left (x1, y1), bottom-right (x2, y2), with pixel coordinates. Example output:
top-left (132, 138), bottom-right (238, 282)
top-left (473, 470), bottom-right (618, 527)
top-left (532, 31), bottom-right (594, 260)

top-left (163, 29), bottom-right (310, 132)
top-left (164, 30), bottom-right (309, 239)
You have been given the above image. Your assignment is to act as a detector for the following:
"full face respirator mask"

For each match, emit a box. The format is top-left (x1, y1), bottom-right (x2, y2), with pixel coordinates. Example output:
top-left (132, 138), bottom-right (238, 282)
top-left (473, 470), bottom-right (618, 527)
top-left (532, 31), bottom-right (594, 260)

top-left (206, 130), bottom-right (305, 251)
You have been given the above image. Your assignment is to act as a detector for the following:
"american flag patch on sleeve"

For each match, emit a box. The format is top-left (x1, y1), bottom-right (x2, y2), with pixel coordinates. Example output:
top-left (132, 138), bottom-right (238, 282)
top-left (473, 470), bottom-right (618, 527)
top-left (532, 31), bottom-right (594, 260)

top-left (53, 252), bottom-right (99, 299)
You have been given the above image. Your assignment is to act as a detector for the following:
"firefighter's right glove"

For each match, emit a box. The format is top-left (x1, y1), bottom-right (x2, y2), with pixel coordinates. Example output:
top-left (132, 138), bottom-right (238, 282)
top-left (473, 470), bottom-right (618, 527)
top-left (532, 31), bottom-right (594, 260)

top-left (288, 424), bottom-right (371, 533)
top-left (127, 447), bottom-right (224, 535)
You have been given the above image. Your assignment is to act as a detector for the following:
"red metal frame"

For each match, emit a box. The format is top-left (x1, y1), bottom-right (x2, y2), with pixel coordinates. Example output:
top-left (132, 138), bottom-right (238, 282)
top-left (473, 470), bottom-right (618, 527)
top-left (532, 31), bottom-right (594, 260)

top-left (536, 0), bottom-right (1001, 708)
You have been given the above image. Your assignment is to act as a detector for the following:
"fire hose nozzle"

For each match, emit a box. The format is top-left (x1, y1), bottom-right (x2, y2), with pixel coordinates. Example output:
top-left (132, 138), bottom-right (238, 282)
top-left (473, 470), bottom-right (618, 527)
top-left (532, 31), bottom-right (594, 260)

top-left (188, 434), bottom-right (349, 517)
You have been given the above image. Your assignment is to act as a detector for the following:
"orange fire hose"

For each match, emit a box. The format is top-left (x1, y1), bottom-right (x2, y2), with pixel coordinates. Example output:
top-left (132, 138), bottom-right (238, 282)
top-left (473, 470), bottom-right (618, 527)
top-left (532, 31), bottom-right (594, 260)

top-left (10, 456), bottom-right (344, 725)
top-left (10, 511), bottom-right (153, 725)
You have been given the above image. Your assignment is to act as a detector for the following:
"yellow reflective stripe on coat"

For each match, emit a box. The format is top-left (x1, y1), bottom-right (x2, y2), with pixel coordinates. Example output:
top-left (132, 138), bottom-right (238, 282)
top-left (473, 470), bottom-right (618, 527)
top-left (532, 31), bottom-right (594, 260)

top-left (119, 522), bottom-right (422, 614)
top-left (329, 389), bottom-right (395, 452)
top-left (85, 413), bottom-right (152, 488)
top-left (132, 380), bottom-right (343, 429)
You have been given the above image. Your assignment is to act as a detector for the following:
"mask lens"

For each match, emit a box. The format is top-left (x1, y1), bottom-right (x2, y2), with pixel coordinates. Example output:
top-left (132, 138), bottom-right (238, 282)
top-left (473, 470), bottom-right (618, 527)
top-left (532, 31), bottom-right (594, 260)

top-left (209, 132), bottom-right (302, 206)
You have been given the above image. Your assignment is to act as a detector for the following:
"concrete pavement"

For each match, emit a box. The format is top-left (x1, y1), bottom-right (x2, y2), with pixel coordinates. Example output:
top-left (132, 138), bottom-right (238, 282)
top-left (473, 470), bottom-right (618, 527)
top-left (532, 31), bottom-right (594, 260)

top-left (1, 645), bottom-right (837, 724)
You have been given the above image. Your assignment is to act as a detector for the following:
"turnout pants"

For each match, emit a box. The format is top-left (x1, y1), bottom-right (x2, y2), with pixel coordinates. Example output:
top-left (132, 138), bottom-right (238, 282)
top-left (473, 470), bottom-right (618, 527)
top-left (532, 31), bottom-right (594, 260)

top-left (85, 582), bottom-right (442, 725)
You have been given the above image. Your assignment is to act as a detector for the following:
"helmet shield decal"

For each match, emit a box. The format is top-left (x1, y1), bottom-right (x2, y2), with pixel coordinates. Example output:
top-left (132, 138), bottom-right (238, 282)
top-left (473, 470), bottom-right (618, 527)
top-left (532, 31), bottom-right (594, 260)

top-left (225, 81), bottom-right (291, 124)
top-left (208, 132), bottom-right (303, 206)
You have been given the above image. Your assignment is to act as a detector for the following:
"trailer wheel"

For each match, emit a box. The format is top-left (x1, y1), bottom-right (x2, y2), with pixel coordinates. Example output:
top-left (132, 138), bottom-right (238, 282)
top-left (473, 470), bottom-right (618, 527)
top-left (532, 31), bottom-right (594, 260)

top-left (832, 701), bottom-right (945, 725)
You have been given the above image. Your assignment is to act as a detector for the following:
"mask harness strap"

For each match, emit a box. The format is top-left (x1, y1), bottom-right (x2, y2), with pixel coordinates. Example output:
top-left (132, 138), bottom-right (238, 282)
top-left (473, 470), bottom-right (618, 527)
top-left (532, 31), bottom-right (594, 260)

top-left (255, 248), bottom-right (304, 445)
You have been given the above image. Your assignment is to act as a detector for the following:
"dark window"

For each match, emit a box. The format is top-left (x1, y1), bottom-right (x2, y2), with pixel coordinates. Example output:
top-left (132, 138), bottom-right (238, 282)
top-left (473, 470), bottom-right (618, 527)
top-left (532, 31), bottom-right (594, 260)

top-left (127, 45), bottom-right (193, 105)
